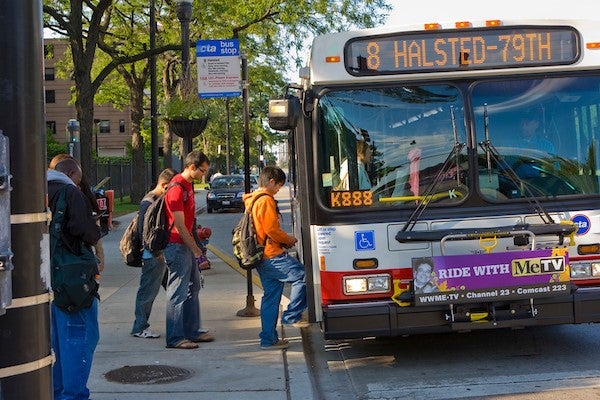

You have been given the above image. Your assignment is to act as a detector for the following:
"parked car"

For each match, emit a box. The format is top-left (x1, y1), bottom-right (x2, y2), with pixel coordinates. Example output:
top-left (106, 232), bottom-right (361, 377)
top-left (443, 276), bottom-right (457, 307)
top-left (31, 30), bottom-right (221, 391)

top-left (206, 175), bottom-right (258, 213)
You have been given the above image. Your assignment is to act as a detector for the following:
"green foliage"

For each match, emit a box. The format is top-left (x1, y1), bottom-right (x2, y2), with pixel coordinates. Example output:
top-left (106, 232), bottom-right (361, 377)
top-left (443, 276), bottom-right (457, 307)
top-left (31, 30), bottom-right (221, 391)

top-left (46, 129), bottom-right (67, 163)
top-left (160, 96), bottom-right (211, 120)
top-left (43, 0), bottom-right (392, 177)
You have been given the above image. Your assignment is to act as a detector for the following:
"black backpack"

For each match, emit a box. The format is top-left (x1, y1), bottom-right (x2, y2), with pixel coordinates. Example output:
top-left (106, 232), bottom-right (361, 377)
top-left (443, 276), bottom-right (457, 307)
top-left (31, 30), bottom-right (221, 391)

top-left (232, 193), bottom-right (268, 270)
top-left (119, 213), bottom-right (142, 267)
top-left (142, 181), bottom-right (187, 255)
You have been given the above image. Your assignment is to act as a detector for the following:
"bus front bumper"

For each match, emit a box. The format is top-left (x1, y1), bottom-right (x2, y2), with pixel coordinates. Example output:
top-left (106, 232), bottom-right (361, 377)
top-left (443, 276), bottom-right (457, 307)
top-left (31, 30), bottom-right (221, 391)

top-left (321, 287), bottom-right (600, 339)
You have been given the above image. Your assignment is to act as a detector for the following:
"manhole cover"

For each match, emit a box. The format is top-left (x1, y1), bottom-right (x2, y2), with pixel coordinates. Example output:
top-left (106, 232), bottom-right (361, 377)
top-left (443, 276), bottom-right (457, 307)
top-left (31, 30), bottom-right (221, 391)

top-left (105, 365), bottom-right (192, 384)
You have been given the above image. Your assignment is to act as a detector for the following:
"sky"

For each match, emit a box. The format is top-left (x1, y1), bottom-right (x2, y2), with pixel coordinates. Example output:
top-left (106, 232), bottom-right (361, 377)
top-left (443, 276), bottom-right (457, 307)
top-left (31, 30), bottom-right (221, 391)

top-left (386, 0), bottom-right (598, 25)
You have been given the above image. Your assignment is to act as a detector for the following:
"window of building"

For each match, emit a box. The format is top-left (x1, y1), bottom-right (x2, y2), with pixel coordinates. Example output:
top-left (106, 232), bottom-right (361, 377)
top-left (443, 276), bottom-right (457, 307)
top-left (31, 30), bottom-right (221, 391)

top-left (44, 44), bottom-right (54, 59)
top-left (119, 119), bottom-right (126, 133)
top-left (99, 120), bottom-right (111, 133)
top-left (45, 90), bottom-right (55, 104)
top-left (46, 121), bottom-right (56, 136)
top-left (45, 67), bottom-right (55, 81)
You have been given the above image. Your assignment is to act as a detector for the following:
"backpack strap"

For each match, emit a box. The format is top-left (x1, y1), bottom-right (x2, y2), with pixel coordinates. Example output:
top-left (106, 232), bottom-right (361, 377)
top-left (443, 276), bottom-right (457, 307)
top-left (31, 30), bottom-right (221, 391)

top-left (247, 192), bottom-right (270, 245)
top-left (49, 185), bottom-right (70, 255)
top-left (166, 181), bottom-right (188, 203)
top-left (162, 181), bottom-right (190, 233)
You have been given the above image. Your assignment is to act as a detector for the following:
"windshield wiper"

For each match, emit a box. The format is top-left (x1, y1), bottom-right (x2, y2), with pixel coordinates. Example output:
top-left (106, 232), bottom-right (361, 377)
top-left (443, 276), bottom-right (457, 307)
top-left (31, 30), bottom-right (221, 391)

top-left (479, 103), bottom-right (555, 225)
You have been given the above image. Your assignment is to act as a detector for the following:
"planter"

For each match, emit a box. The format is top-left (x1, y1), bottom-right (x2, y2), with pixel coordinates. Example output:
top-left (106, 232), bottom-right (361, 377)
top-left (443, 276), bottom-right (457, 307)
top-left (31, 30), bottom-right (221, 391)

top-left (165, 117), bottom-right (208, 139)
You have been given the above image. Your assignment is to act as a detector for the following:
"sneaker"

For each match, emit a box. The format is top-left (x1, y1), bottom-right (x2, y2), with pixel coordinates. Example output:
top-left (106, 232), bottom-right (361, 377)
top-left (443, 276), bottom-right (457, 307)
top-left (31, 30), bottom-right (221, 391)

top-left (132, 329), bottom-right (160, 339)
top-left (260, 339), bottom-right (289, 350)
top-left (283, 319), bottom-right (310, 329)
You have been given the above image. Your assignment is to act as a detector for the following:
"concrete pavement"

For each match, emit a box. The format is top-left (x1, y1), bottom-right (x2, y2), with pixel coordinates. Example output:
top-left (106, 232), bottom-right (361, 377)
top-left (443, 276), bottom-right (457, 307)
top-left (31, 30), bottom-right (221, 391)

top-left (87, 204), bottom-right (314, 399)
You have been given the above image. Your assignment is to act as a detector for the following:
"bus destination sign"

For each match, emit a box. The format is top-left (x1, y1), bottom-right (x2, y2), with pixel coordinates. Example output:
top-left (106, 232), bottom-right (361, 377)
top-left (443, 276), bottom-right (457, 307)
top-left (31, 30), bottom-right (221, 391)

top-left (345, 26), bottom-right (580, 75)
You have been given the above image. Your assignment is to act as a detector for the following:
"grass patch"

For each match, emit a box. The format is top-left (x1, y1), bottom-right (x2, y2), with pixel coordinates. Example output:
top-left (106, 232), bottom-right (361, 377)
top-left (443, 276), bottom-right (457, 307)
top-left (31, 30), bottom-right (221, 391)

top-left (112, 196), bottom-right (139, 217)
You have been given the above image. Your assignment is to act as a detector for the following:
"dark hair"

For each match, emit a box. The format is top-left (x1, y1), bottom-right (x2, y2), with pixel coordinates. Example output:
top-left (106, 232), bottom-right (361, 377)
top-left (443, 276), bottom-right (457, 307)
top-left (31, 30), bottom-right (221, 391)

top-left (413, 257), bottom-right (434, 272)
top-left (158, 168), bottom-right (177, 184)
top-left (184, 150), bottom-right (209, 168)
top-left (258, 166), bottom-right (286, 187)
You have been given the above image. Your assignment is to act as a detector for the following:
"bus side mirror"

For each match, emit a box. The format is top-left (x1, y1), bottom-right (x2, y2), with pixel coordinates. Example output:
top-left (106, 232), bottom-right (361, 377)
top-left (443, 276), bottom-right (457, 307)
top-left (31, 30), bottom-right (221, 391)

top-left (268, 95), bottom-right (301, 131)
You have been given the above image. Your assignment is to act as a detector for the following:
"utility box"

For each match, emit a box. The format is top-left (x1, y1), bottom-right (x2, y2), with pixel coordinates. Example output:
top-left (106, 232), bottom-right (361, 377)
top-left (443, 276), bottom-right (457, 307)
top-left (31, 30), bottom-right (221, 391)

top-left (0, 131), bottom-right (13, 316)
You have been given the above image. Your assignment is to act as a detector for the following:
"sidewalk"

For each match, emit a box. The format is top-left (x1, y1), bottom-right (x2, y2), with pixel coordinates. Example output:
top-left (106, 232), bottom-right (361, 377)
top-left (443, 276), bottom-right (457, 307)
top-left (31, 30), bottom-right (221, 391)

top-left (87, 211), bottom-right (313, 399)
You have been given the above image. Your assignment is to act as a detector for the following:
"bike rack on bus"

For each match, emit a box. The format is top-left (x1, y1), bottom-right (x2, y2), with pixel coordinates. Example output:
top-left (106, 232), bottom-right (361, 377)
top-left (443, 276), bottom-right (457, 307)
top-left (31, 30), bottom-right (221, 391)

top-left (439, 230), bottom-right (536, 255)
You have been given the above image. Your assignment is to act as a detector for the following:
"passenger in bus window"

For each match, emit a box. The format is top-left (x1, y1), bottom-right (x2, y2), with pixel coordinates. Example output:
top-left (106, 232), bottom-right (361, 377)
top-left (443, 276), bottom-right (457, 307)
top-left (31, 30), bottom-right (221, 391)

top-left (516, 109), bottom-right (554, 154)
top-left (337, 139), bottom-right (373, 190)
top-left (413, 258), bottom-right (439, 294)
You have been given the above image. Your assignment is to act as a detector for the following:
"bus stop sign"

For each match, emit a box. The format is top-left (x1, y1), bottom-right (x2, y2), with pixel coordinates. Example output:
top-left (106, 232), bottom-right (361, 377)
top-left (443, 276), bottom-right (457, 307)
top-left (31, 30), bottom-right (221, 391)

top-left (196, 39), bottom-right (241, 98)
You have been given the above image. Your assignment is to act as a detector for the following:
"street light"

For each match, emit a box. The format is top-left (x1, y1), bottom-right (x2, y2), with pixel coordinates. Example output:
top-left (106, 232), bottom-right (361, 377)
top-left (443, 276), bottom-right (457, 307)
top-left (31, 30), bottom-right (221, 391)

top-left (175, 0), bottom-right (193, 157)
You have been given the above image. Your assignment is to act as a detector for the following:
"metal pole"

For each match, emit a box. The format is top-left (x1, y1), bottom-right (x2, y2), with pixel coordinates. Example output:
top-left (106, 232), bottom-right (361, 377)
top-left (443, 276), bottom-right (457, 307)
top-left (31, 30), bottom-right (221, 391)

top-left (236, 54), bottom-right (260, 317)
top-left (0, 1), bottom-right (53, 398)
top-left (176, 0), bottom-right (193, 159)
top-left (226, 98), bottom-right (231, 174)
top-left (150, 0), bottom-right (159, 183)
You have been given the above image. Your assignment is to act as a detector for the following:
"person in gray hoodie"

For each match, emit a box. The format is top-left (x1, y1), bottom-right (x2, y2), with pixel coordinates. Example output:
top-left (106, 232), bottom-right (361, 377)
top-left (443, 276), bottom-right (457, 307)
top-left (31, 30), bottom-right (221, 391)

top-left (48, 158), bottom-right (101, 400)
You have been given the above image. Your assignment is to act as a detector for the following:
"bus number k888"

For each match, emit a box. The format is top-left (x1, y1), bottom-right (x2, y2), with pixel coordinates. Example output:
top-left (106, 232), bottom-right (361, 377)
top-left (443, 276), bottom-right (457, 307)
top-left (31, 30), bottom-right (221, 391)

top-left (331, 190), bottom-right (373, 207)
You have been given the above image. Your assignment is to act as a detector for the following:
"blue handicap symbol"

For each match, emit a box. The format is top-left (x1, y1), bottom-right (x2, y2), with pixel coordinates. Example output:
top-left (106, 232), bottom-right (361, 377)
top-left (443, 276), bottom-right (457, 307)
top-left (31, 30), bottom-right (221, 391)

top-left (355, 230), bottom-right (375, 251)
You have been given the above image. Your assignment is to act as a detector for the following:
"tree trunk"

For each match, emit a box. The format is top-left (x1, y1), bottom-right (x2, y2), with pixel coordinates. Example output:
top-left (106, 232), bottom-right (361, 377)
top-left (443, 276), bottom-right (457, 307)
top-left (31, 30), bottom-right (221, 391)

top-left (74, 80), bottom-right (95, 176)
top-left (130, 86), bottom-right (146, 203)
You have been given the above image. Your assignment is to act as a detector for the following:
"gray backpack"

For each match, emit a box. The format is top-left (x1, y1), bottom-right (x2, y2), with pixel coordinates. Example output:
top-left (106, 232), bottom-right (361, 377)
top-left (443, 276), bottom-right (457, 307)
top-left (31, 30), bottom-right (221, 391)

top-left (231, 193), bottom-right (268, 269)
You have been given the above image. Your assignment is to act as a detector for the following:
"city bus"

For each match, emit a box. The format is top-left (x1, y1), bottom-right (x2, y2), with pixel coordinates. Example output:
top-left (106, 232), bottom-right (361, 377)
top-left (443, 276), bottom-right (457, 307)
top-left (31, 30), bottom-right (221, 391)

top-left (268, 19), bottom-right (600, 339)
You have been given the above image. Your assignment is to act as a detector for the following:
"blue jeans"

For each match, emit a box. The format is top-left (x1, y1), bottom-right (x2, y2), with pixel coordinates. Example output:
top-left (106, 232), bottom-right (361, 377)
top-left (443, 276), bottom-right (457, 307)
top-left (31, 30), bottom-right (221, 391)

top-left (163, 243), bottom-right (205, 346)
top-left (51, 298), bottom-right (99, 400)
top-left (256, 253), bottom-right (307, 347)
top-left (131, 255), bottom-right (167, 334)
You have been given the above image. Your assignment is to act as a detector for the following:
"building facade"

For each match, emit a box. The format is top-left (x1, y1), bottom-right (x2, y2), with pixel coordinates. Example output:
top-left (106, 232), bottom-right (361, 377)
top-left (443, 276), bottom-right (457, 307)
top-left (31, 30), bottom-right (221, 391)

top-left (44, 38), bottom-right (131, 157)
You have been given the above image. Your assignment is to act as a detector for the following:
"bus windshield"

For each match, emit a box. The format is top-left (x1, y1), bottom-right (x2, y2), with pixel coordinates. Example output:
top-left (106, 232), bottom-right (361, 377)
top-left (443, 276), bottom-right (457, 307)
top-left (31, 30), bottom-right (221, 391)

top-left (317, 76), bottom-right (600, 208)
top-left (318, 85), bottom-right (468, 208)
top-left (473, 76), bottom-right (600, 200)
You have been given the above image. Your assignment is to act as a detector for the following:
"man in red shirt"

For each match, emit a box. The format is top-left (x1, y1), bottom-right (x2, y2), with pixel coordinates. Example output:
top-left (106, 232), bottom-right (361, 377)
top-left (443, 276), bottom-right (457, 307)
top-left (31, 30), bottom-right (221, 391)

top-left (163, 151), bottom-right (214, 349)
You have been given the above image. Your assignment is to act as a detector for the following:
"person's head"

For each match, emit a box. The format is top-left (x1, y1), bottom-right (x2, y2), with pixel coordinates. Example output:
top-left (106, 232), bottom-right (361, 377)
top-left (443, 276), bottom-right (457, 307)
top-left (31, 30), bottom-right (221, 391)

top-left (54, 158), bottom-right (83, 186)
top-left (183, 150), bottom-right (210, 181)
top-left (258, 166), bottom-right (286, 195)
top-left (519, 109), bottom-right (542, 140)
top-left (49, 153), bottom-right (75, 169)
top-left (356, 140), bottom-right (373, 163)
top-left (155, 168), bottom-right (177, 194)
top-left (414, 258), bottom-right (434, 286)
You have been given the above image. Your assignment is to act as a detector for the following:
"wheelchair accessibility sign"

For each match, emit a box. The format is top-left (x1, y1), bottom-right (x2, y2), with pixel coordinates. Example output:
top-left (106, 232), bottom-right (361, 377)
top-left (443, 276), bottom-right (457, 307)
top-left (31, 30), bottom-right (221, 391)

top-left (355, 230), bottom-right (375, 251)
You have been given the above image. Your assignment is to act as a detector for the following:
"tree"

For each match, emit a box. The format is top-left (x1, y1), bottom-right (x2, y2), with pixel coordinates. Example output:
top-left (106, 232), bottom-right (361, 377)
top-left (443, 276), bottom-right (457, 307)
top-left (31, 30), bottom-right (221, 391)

top-left (44, 0), bottom-right (391, 198)
top-left (43, 0), bottom-right (178, 182)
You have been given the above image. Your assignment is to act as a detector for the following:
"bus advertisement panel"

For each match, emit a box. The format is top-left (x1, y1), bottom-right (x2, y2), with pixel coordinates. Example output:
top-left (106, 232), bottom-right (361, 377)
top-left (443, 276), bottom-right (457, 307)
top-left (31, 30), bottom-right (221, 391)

top-left (412, 249), bottom-right (570, 306)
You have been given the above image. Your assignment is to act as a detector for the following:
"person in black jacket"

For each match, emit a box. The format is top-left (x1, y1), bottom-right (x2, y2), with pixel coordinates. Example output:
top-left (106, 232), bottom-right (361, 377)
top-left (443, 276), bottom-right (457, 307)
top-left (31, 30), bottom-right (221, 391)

top-left (131, 167), bottom-right (176, 339)
top-left (48, 158), bottom-right (101, 400)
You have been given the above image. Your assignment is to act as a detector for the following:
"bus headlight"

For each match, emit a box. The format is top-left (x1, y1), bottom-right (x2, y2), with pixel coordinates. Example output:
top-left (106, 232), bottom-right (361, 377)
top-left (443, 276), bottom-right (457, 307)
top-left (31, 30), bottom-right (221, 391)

top-left (570, 262), bottom-right (591, 278)
top-left (343, 274), bottom-right (391, 295)
top-left (592, 262), bottom-right (600, 277)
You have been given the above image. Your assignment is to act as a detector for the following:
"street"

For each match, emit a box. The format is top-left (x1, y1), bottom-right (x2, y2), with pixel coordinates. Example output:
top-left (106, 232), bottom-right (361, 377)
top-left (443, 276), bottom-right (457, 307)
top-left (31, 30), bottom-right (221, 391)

top-left (201, 186), bottom-right (600, 400)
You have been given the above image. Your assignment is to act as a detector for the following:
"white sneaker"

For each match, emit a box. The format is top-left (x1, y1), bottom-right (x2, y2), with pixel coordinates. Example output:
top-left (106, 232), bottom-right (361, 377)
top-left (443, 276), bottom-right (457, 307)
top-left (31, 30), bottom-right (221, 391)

top-left (132, 329), bottom-right (160, 338)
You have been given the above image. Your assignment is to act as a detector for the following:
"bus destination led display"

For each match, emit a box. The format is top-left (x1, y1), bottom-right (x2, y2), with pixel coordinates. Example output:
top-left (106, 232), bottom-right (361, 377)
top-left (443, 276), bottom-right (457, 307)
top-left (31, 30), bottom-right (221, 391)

top-left (345, 26), bottom-right (579, 75)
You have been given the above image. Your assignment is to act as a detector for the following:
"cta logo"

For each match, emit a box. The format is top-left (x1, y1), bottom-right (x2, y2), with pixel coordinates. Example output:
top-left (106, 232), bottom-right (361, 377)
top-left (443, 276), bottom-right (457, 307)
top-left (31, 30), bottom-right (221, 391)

top-left (571, 214), bottom-right (591, 235)
top-left (512, 257), bottom-right (566, 276)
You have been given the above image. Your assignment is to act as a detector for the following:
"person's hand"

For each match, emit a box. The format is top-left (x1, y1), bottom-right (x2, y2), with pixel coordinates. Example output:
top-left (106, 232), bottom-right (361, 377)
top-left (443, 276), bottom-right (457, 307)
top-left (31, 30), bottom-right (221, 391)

top-left (286, 237), bottom-right (298, 248)
top-left (193, 247), bottom-right (204, 259)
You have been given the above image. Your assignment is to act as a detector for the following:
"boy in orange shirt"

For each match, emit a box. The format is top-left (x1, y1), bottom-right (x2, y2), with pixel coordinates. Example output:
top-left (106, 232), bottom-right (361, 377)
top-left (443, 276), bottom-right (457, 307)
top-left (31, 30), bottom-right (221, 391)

top-left (243, 166), bottom-right (307, 349)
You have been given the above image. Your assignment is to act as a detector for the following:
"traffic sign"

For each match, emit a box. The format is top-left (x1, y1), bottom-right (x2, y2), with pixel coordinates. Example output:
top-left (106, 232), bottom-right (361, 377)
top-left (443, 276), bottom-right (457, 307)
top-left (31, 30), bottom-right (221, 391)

top-left (196, 39), bottom-right (241, 98)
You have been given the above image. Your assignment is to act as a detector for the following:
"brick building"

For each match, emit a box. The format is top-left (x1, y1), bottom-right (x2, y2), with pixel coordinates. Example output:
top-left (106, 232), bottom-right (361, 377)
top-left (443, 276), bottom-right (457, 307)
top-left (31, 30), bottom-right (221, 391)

top-left (44, 38), bottom-right (131, 157)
